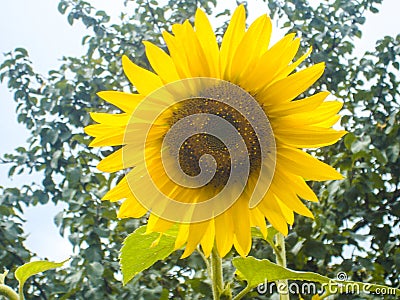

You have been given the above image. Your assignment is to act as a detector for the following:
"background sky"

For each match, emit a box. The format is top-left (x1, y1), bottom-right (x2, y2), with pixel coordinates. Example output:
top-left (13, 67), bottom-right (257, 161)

top-left (0, 0), bottom-right (399, 261)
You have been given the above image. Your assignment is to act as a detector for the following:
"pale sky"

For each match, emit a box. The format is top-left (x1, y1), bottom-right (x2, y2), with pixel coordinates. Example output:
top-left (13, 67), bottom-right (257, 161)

top-left (0, 0), bottom-right (399, 261)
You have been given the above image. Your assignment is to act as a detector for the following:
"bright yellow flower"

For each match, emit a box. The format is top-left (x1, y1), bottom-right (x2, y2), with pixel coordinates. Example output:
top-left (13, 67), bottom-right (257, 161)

top-left (85, 6), bottom-right (345, 258)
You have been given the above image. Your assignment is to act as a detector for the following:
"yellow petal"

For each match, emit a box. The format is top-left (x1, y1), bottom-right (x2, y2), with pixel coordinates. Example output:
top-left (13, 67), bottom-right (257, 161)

top-left (194, 9), bottom-right (220, 78)
top-left (274, 126), bottom-right (347, 148)
top-left (270, 175), bottom-right (314, 219)
top-left (249, 206), bottom-right (268, 238)
top-left (173, 21), bottom-right (209, 76)
top-left (122, 55), bottom-right (163, 95)
top-left (146, 214), bottom-right (174, 233)
top-left (174, 224), bottom-right (189, 250)
top-left (102, 177), bottom-right (130, 202)
top-left (241, 33), bottom-right (297, 92)
top-left (162, 30), bottom-right (192, 78)
top-left (220, 5), bottom-right (246, 78)
top-left (258, 62), bottom-right (325, 105)
top-left (277, 147), bottom-right (344, 181)
top-left (215, 211), bottom-right (234, 257)
top-left (200, 219), bottom-right (215, 257)
top-left (88, 131), bottom-right (124, 147)
top-left (229, 14), bottom-right (272, 82)
top-left (275, 101), bottom-right (343, 127)
top-left (315, 115), bottom-right (341, 127)
top-left (278, 170), bottom-right (319, 202)
top-left (85, 123), bottom-right (124, 138)
top-left (117, 196), bottom-right (147, 218)
top-left (258, 190), bottom-right (288, 235)
top-left (181, 221), bottom-right (209, 258)
top-left (143, 41), bottom-right (180, 83)
top-left (275, 199), bottom-right (294, 225)
top-left (97, 147), bottom-right (124, 172)
top-left (89, 112), bottom-right (129, 125)
top-left (97, 91), bottom-right (143, 113)
top-left (232, 197), bottom-right (251, 257)
top-left (273, 46), bottom-right (313, 82)
top-left (312, 100), bottom-right (343, 120)
top-left (266, 91), bottom-right (329, 117)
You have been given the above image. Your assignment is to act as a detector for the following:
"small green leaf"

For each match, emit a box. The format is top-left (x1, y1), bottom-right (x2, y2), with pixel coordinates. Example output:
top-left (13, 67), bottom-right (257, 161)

top-left (251, 226), bottom-right (278, 245)
top-left (370, 6), bottom-right (379, 13)
top-left (187, 278), bottom-right (213, 296)
top-left (343, 133), bottom-right (356, 150)
top-left (350, 135), bottom-right (371, 153)
top-left (15, 48), bottom-right (28, 56)
top-left (303, 240), bottom-right (327, 259)
top-left (15, 259), bottom-right (69, 293)
top-left (67, 13), bottom-right (74, 25)
top-left (58, 1), bottom-right (68, 14)
top-left (251, 228), bottom-right (264, 239)
top-left (120, 225), bottom-right (178, 285)
top-left (265, 226), bottom-right (278, 247)
top-left (87, 262), bottom-right (104, 279)
top-left (159, 288), bottom-right (170, 300)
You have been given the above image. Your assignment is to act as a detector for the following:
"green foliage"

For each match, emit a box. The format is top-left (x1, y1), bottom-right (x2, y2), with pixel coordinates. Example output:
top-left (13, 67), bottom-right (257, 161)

top-left (0, 0), bottom-right (399, 299)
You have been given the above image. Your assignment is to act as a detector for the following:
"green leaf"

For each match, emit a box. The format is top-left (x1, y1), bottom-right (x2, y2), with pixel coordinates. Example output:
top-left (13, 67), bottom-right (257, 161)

top-left (387, 143), bottom-right (399, 163)
top-left (233, 257), bottom-right (328, 288)
top-left (265, 226), bottom-right (278, 247)
top-left (120, 225), bottom-right (178, 285)
top-left (186, 278), bottom-right (213, 296)
top-left (233, 257), bottom-right (400, 296)
top-left (15, 48), bottom-right (28, 56)
top-left (87, 262), bottom-right (104, 279)
top-left (67, 13), bottom-right (74, 25)
top-left (370, 6), bottom-right (379, 13)
top-left (15, 259), bottom-right (69, 294)
top-left (343, 132), bottom-right (356, 150)
top-left (372, 148), bottom-right (387, 164)
top-left (350, 135), bottom-right (371, 153)
top-left (159, 288), bottom-right (170, 300)
top-left (303, 240), bottom-right (327, 259)
top-left (58, 1), bottom-right (68, 14)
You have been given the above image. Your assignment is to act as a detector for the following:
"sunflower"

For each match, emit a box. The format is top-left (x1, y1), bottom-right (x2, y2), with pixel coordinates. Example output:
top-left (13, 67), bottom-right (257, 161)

top-left (85, 5), bottom-right (346, 258)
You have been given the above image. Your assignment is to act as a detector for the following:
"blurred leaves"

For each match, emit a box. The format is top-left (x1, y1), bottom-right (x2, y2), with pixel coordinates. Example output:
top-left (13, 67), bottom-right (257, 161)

top-left (0, 0), bottom-right (399, 299)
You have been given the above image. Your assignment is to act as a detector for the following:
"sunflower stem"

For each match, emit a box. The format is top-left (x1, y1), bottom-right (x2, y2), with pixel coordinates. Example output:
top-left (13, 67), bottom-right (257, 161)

top-left (0, 284), bottom-right (19, 300)
top-left (233, 284), bottom-right (251, 300)
top-left (210, 247), bottom-right (224, 300)
top-left (197, 247), bottom-right (212, 280)
top-left (275, 233), bottom-right (289, 300)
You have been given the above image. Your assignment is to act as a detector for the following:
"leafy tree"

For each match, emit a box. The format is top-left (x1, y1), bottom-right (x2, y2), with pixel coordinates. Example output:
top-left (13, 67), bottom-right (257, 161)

top-left (0, 0), bottom-right (398, 299)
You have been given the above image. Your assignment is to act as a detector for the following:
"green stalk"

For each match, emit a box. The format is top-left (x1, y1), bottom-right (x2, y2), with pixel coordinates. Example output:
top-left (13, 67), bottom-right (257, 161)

top-left (233, 284), bottom-right (251, 300)
top-left (275, 233), bottom-right (289, 300)
top-left (210, 247), bottom-right (224, 300)
top-left (18, 283), bottom-right (24, 300)
top-left (0, 284), bottom-right (19, 300)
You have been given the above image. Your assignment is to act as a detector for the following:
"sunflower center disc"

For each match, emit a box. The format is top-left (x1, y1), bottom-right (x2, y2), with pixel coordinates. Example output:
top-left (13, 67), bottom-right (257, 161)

top-left (168, 98), bottom-right (262, 191)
